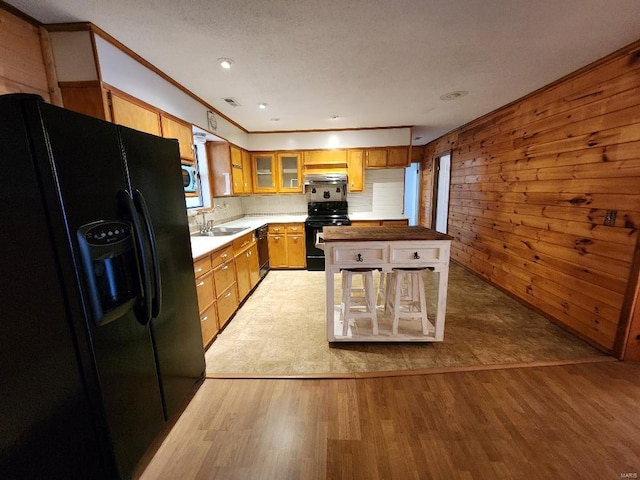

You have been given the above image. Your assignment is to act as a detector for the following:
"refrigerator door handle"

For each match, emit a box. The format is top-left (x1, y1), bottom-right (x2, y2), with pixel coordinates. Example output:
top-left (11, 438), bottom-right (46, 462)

top-left (133, 189), bottom-right (162, 319)
top-left (118, 189), bottom-right (152, 325)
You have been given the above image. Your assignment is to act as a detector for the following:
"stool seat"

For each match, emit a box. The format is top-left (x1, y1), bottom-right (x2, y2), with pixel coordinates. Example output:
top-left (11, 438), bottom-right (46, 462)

top-left (340, 269), bottom-right (378, 336)
top-left (387, 268), bottom-right (430, 335)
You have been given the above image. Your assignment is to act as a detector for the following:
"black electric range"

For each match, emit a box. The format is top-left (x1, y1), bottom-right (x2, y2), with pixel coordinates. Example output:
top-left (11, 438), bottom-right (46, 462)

top-left (305, 201), bottom-right (351, 271)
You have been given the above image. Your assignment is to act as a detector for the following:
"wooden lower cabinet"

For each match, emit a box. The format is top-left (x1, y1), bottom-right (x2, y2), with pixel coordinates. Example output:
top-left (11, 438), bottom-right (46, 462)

top-left (194, 256), bottom-right (218, 347)
top-left (382, 220), bottom-right (409, 227)
top-left (199, 302), bottom-right (218, 347)
top-left (216, 285), bottom-right (238, 329)
top-left (351, 219), bottom-right (409, 227)
top-left (268, 223), bottom-right (306, 269)
top-left (193, 232), bottom-right (263, 348)
top-left (213, 247), bottom-right (238, 328)
top-left (233, 232), bottom-right (260, 301)
top-left (286, 234), bottom-right (306, 268)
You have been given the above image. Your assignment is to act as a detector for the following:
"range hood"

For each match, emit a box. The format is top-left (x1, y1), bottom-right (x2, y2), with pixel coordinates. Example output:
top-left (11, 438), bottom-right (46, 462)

top-left (303, 173), bottom-right (348, 185)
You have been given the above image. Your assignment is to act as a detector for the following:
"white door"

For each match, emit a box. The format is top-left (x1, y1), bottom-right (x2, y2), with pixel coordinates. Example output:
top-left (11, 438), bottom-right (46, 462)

top-left (434, 153), bottom-right (451, 234)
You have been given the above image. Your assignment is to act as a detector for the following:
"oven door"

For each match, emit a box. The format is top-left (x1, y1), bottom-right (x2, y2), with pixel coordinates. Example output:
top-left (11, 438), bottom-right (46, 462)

top-left (305, 219), bottom-right (350, 271)
top-left (305, 222), bottom-right (326, 271)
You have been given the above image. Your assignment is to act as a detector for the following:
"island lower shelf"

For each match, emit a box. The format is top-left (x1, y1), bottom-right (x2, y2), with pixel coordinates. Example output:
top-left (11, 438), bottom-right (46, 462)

top-left (322, 226), bottom-right (452, 343)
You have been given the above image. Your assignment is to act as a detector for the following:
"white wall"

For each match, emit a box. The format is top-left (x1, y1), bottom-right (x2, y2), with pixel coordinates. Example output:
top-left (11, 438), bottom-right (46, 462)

top-left (247, 128), bottom-right (411, 151)
top-left (87, 33), bottom-right (411, 151)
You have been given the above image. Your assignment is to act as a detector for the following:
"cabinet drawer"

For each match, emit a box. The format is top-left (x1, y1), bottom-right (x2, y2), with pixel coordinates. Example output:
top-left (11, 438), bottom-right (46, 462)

top-left (217, 285), bottom-right (238, 328)
top-left (195, 271), bottom-right (215, 314)
top-left (211, 245), bottom-right (233, 268)
top-left (193, 256), bottom-right (212, 277)
top-left (332, 246), bottom-right (387, 266)
top-left (390, 245), bottom-right (444, 264)
top-left (286, 224), bottom-right (304, 234)
top-left (232, 232), bottom-right (254, 251)
top-left (200, 301), bottom-right (218, 347)
top-left (268, 224), bottom-right (285, 234)
top-left (214, 260), bottom-right (236, 295)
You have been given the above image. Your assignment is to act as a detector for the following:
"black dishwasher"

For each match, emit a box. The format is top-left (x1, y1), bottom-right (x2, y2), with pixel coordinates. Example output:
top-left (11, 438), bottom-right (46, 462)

top-left (256, 224), bottom-right (269, 278)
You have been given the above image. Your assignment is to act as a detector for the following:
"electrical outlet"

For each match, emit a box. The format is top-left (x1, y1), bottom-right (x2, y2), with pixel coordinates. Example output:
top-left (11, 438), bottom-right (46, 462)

top-left (604, 210), bottom-right (617, 226)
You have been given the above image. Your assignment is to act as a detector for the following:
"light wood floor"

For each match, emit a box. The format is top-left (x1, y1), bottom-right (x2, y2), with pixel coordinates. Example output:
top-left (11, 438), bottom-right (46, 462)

top-left (140, 361), bottom-right (640, 479)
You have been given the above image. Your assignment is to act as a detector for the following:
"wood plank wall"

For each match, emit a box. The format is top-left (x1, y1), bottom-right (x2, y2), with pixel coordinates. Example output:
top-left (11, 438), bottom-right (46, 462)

top-left (0, 6), bottom-right (51, 101)
top-left (421, 40), bottom-right (640, 354)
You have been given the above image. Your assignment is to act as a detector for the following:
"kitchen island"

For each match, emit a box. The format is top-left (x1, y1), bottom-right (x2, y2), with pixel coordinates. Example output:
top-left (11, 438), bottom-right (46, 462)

top-left (321, 226), bottom-right (452, 342)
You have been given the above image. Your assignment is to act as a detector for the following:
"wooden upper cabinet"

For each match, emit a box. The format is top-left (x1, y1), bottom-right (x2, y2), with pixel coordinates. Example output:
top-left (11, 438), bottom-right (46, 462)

top-left (60, 84), bottom-right (110, 120)
top-left (387, 146), bottom-right (410, 167)
top-left (277, 152), bottom-right (302, 193)
top-left (252, 152), bottom-right (278, 193)
top-left (230, 145), bottom-right (252, 194)
top-left (206, 142), bottom-right (252, 196)
top-left (207, 141), bottom-right (232, 196)
top-left (303, 150), bottom-right (347, 166)
top-left (160, 115), bottom-right (194, 162)
top-left (109, 91), bottom-right (161, 136)
top-left (365, 148), bottom-right (387, 168)
top-left (347, 149), bottom-right (364, 192)
top-left (364, 146), bottom-right (410, 168)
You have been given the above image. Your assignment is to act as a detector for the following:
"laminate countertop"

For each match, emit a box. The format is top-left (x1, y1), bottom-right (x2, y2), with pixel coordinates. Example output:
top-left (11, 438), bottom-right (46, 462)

top-left (322, 226), bottom-right (453, 242)
top-left (189, 215), bottom-right (307, 260)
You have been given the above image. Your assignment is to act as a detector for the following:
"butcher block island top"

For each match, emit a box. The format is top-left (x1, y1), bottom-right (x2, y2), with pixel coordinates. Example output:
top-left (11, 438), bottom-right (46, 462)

top-left (322, 226), bottom-right (453, 342)
top-left (322, 226), bottom-right (453, 242)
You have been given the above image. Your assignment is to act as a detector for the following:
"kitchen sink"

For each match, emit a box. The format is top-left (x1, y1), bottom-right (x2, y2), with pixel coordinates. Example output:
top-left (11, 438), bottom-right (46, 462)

top-left (195, 226), bottom-right (249, 237)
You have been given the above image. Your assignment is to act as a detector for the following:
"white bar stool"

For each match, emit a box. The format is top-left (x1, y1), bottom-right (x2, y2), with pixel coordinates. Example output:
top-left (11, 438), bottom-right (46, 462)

top-left (387, 268), bottom-right (430, 335)
top-left (377, 271), bottom-right (414, 311)
top-left (341, 269), bottom-right (379, 336)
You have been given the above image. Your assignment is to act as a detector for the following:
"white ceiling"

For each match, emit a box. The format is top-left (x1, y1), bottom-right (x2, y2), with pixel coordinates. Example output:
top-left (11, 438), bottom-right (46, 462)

top-left (7, 0), bottom-right (640, 145)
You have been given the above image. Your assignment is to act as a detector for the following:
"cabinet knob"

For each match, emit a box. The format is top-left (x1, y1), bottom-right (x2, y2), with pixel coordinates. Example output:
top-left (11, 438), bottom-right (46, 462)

top-left (413, 252), bottom-right (421, 259)
top-left (197, 281), bottom-right (205, 287)
top-left (356, 253), bottom-right (363, 262)
top-left (201, 316), bottom-right (208, 322)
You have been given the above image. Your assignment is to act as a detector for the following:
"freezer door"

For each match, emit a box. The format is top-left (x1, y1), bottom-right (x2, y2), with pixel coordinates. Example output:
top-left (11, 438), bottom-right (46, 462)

top-left (33, 100), bottom-right (166, 478)
top-left (119, 126), bottom-right (205, 420)
top-left (0, 94), bottom-right (112, 479)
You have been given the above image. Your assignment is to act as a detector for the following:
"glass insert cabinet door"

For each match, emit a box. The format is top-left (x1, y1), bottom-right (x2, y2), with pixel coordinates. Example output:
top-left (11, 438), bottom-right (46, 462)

top-left (252, 153), bottom-right (277, 192)
top-left (277, 152), bottom-right (302, 193)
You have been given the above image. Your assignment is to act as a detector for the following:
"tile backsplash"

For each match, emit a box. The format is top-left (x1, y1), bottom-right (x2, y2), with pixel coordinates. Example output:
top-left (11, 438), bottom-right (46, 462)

top-left (348, 168), bottom-right (404, 214)
top-left (187, 168), bottom-right (405, 232)
top-left (242, 194), bottom-right (308, 215)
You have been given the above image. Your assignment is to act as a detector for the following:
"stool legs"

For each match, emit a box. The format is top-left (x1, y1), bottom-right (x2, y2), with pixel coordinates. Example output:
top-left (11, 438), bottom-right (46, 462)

top-left (341, 269), bottom-right (378, 336)
top-left (390, 269), bottom-right (430, 336)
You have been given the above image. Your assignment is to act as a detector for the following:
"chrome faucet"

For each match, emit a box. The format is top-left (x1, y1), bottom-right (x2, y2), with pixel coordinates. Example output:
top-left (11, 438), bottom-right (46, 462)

top-left (196, 210), bottom-right (214, 234)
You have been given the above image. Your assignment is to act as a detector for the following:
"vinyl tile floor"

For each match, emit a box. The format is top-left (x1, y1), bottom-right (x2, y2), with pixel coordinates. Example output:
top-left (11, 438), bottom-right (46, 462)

top-left (204, 263), bottom-right (610, 377)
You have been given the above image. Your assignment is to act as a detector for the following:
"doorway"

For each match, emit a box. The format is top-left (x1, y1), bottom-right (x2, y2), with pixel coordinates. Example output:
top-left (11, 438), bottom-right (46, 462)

top-left (432, 153), bottom-right (451, 234)
top-left (403, 162), bottom-right (420, 226)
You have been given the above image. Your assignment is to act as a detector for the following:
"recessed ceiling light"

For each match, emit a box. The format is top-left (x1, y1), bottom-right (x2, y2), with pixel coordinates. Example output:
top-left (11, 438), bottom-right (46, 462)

top-left (270, 117), bottom-right (280, 122)
top-left (258, 102), bottom-right (268, 109)
top-left (218, 58), bottom-right (234, 69)
top-left (440, 91), bottom-right (468, 101)
top-left (330, 115), bottom-right (340, 120)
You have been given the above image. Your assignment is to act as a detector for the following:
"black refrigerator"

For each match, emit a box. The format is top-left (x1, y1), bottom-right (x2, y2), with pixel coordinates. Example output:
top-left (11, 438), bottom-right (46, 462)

top-left (0, 94), bottom-right (205, 479)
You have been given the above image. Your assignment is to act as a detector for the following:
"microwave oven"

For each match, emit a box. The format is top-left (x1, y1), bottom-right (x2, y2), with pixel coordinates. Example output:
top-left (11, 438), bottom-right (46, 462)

top-left (181, 164), bottom-right (198, 193)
